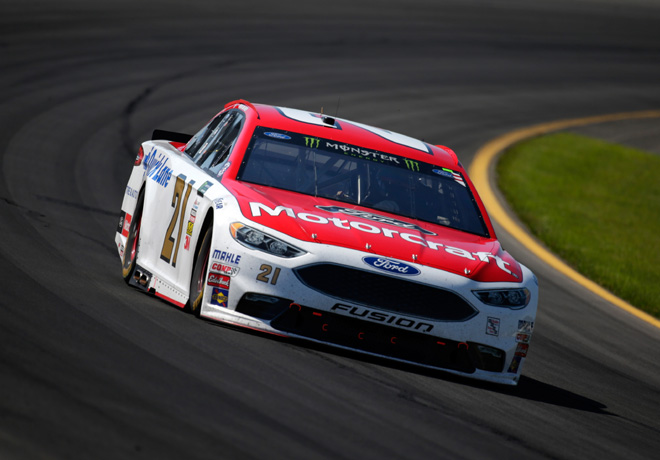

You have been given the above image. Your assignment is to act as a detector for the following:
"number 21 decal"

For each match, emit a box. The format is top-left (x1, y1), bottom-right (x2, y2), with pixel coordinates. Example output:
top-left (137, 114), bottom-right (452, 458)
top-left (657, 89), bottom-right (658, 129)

top-left (161, 175), bottom-right (195, 267)
top-left (257, 264), bottom-right (281, 285)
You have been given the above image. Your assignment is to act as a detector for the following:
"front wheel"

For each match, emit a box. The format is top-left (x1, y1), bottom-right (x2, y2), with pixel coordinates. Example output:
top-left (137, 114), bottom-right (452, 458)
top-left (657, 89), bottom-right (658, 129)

top-left (187, 228), bottom-right (211, 317)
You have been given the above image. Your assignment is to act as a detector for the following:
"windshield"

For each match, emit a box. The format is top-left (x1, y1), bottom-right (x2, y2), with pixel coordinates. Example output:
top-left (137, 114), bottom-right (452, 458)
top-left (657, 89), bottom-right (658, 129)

top-left (237, 126), bottom-right (489, 237)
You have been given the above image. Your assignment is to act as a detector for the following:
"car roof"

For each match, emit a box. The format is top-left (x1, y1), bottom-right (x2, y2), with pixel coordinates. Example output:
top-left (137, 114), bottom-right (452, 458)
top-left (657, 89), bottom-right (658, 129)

top-left (224, 100), bottom-right (460, 168)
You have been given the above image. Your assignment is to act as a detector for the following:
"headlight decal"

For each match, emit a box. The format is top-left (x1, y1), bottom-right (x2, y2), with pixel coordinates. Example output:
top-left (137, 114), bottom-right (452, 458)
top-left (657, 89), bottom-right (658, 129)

top-left (473, 288), bottom-right (531, 308)
top-left (230, 222), bottom-right (306, 258)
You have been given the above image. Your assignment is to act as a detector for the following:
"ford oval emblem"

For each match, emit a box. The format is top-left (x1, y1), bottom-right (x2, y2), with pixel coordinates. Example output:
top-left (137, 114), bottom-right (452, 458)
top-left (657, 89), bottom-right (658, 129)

top-left (264, 132), bottom-right (291, 140)
top-left (362, 257), bottom-right (420, 276)
top-left (432, 168), bottom-right (454, 178)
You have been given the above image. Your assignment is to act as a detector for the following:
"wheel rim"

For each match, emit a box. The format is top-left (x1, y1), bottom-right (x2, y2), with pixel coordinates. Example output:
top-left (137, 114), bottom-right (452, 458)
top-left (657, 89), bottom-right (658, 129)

top-left (122, 198), bottom-right (143, 280)
top-left (189, 230), bottom-right (211, 315)
top-left (194, 248), bottom-right (209, 298)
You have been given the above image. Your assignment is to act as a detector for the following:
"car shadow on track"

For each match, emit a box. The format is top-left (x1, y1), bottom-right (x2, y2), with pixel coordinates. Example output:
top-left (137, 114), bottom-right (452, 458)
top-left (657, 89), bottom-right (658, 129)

top-left (489, 376), bottom-right (612, 415)
top-left (201, 318), bottom-right (612, 416)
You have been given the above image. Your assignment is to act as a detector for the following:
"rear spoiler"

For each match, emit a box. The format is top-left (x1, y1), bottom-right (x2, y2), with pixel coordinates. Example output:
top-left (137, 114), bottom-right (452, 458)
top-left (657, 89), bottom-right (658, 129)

top-left (152, 129), bottom-right (193, 144)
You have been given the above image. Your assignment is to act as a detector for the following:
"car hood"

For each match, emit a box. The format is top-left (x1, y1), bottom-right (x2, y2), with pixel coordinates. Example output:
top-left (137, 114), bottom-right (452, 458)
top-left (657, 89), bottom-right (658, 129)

top-left (226, 181), bottom-right (522, 282)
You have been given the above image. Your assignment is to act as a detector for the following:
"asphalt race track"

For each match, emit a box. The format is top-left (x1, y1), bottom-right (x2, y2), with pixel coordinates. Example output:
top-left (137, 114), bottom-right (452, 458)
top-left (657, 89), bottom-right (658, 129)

top-left (2, 0), bottom-right (660, 458)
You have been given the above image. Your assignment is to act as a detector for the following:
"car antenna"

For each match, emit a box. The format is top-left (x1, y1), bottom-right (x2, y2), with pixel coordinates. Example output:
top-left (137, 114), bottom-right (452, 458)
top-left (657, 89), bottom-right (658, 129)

top-left (320, 105), bottom-right (335, 126)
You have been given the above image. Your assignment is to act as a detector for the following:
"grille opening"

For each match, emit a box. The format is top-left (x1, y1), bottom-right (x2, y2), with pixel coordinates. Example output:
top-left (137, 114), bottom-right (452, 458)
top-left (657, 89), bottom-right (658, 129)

top-left (294, 264), bottom-right (478, 322)
top-left (235, 293), bottom-right (292, 320)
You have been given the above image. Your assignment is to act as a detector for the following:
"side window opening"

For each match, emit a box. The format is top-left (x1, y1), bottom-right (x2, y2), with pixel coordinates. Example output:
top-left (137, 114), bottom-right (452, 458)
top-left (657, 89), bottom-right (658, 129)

top-left (189, 111), bottom-right (244, 177)
top-left (185, 115), bottom-right (224, 157)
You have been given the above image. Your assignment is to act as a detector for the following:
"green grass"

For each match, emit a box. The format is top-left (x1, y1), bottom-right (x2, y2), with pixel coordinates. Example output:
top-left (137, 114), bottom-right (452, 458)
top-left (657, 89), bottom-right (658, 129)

top-left (496, 132), bottom-right (660, 318)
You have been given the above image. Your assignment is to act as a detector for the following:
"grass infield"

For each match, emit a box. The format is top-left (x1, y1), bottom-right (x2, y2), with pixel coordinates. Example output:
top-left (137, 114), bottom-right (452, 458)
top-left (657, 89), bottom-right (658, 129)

top-left (496, 132), bottom-right (660, 318)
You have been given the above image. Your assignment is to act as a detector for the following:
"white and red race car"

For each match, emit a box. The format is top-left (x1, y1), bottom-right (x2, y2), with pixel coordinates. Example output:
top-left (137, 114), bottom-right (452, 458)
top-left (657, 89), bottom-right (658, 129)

top-left (116, 100), bottom-right (538, 385)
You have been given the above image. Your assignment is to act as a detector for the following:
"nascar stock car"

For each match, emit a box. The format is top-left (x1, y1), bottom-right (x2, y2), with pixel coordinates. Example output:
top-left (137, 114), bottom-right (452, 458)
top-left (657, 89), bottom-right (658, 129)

top-left (115, 99), bottom-right (538, 385)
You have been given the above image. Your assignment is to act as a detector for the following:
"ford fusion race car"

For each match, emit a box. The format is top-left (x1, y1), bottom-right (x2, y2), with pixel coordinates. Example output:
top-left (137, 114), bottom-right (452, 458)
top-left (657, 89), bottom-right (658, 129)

top-left (115, 99), bottom-right (538, 385)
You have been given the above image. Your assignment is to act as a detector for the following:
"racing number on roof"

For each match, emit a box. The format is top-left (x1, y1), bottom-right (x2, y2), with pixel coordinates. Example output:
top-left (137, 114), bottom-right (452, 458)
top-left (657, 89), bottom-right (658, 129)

top-left (277, 107), bottom-right (429, 153)
top-left (160, 175), bottom-right (193, 267)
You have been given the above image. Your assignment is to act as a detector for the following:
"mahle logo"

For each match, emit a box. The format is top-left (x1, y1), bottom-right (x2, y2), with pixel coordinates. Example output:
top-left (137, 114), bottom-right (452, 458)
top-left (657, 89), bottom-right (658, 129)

top-left (304, 137), bottom-right (320, 148)
top-left (404, 159), bottom-right (420, 171)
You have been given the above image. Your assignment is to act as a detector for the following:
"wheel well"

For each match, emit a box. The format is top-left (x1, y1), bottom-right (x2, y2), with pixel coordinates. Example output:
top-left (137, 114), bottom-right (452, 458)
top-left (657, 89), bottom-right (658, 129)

top-left (132, 181), bottom-right (147, 218)
top-left (192, 209), bottom-right (214, 265)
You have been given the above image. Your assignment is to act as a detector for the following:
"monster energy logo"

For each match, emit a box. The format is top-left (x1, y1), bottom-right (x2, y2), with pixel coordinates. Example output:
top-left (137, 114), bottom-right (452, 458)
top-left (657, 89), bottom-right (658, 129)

top-left (404, 159), bottom-right (420, 171)
top-left (304, 137), bottom-right (320, 148)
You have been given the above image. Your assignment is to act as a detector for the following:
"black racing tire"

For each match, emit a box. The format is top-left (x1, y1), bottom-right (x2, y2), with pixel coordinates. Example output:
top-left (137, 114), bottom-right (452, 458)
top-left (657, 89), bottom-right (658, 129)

top-left (187, 227), bottom-right (211, 317)
top-left (121, 189), bottom-right (144, 283)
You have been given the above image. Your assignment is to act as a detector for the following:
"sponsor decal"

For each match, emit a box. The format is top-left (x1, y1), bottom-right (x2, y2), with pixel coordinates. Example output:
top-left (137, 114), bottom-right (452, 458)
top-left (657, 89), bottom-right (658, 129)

top-left (208, 272), bottom-right (230, 288)
top-left (217, 161), bottom-right (231, 177)
top-left (516, 333), bottom-right (531, 344)
top-left (183, 207), bottom-right (196, 251)
top-left (142, 147), bottom-right (172, 187)
top-left (507, 355), bottom-right (522, 373)
top-left (211, 288), bottom-right (229, 307)
top-left (316, 205), bottom-right (436, 236)
top-left (518, 320), bottom-right (534, 333)
top-left (404, 159), bottom-right (420, 171)
top-left (213, 198), bottom-right (224, 210)
top-left (331, 304), bottom-right (433, 333)
top-left (515, 343), bottom-right (529, 357)
top-left (121, 213), bottom-right (132, 237)
top-left (265, 132), bottom-right (292, 140)
top-left (117, 211), bottom-right (126, 234)
top-left (304, 137), bottom-right (320, 148)
top-left (198, 181), bottom-right (214, 195)
top-left (486, 317), bottom-right (500, 336)
top-left (432, 168), bottom-right (454, 179)
top-left (324, 141), bottom-right (400, 165)
top-left (363, 256), bottom-right (420, 276)
top-left (212, 250), bottom-right (241, 265)
top-left (118, 242), bottom-right (125, 258)
top-left (125, 186), bottom-right (139, 199)
top-left (210, 262), bottom-right (239, 277)
top-left (249, 202), bottom-right (514, 275)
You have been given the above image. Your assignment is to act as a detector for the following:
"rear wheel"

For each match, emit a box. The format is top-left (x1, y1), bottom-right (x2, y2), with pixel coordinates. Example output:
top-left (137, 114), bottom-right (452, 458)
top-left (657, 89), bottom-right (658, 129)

top-left (187, 228), bottom-right (211, 317)
top-left (122, 190), bottom-right (144, 283)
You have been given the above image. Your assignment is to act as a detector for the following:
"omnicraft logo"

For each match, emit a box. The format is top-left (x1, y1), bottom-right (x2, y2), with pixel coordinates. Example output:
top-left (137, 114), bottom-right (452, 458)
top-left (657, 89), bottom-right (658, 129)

top-left (363, 256), bottom-right (420, 276)
top-left (248, 201), bottom-right (514, 276)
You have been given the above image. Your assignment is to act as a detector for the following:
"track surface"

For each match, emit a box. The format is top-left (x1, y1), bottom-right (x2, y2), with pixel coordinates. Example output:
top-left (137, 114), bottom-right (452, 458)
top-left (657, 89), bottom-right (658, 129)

top-left (2, 1), bottom-right (660, 458)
